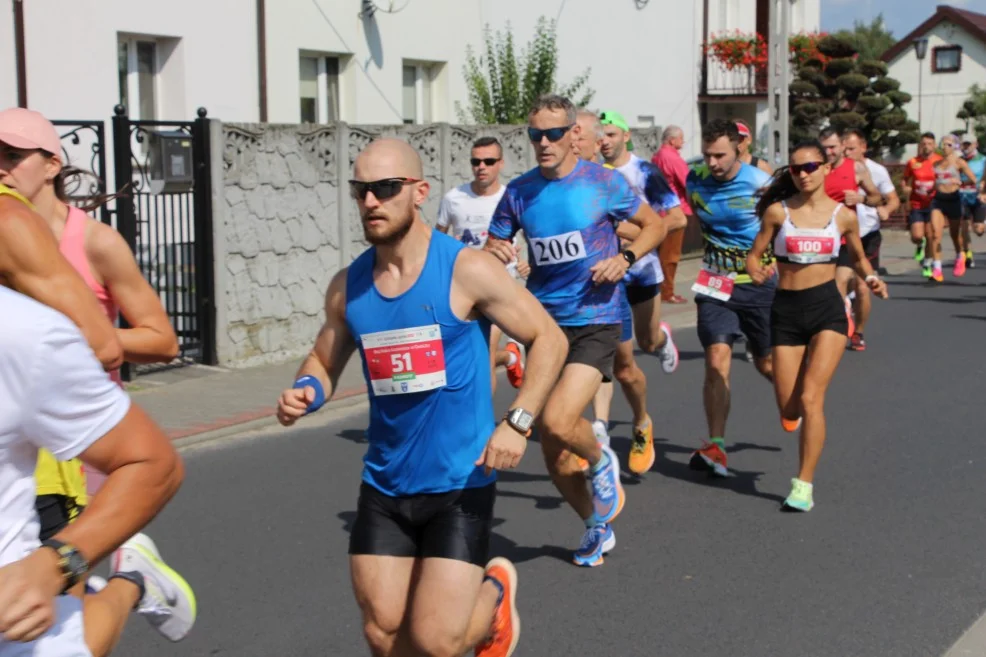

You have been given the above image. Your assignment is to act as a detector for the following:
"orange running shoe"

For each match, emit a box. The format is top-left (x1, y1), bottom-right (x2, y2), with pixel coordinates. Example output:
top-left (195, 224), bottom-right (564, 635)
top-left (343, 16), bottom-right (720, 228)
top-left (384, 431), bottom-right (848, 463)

top-left (954, 253), bottom-right (967, 278)
top-left (628, 419), bottom-right (655, 475)
top-left (475, 558), bottom-right (520, 657)
top-left (781, 417), bottom-right (802, 433)
top-left (689, 442), bottom-right (728, 477)
top-left (503, 342), bottom-right (524, 388)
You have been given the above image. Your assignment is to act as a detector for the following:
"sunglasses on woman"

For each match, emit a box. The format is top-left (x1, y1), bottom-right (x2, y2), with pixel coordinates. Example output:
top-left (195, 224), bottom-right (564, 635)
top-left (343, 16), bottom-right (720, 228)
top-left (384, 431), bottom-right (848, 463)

top-left (789, 162), bottom-right (824, 175)
top-left (527, 125), bottom-right (574, 143)
top-left (348, 177), bottom-right (421, 201)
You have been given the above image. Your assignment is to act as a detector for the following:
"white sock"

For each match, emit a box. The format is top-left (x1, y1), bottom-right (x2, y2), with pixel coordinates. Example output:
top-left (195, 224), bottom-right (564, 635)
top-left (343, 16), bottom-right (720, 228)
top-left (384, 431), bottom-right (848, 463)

top-left (933, 260), bottom-right (942, 269)
top-left (923, 258), bottom-right (932, 267)
top-left (505, 352), bottom-right (518, 367)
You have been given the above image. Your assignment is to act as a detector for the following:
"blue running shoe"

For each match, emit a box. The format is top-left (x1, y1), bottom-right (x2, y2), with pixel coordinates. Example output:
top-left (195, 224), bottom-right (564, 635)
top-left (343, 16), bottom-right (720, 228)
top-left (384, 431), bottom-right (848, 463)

top-left (572, 524), bottom-right (616, 567)
top-left (590, 444), bottom-right (625, 524)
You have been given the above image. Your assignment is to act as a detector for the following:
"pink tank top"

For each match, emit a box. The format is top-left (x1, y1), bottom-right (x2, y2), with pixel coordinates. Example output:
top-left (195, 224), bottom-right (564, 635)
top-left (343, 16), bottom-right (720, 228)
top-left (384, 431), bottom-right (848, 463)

top-left (58, 206), bottom-right (122, 385)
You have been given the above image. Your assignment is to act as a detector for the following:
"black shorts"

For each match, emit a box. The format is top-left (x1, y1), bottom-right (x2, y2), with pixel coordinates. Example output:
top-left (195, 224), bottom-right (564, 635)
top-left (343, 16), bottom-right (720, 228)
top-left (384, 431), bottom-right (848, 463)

top-left (560, 323), bottom-right (621, 380)
top-left (962, 196), bottom-right (985, 222)
top-left (862, 230), bottom-right (882, 269)
top-left (908, 208), bottom-right (931, 225)
top-left (696, 279), bottom-right (775, 358)
top-left (933, 191), bottom-right (963, 221)
top-left (626, 283), bottom-right (660, 306)
top-left (35, 495), bottom-right (84, 541)
top-left (349, 482), bottom-right (495, 566)
top-left (771, 280), bottom-right (848, 347)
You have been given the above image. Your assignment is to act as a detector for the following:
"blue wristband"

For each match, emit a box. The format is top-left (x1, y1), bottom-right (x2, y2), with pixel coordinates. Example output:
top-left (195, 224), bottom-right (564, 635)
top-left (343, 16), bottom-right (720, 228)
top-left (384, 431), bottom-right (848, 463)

top-left (293, 375), bottom-right (326, 415)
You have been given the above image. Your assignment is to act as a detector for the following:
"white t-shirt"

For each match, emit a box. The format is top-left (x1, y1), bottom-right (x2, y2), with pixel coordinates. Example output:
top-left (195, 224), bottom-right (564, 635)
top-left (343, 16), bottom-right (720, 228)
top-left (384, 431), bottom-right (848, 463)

top-left (436, 183), bottom-right (507, 249)
top-left (0, 287), bottom-right (130, 569)
top-left (857, 159), bottom-right (895, 237)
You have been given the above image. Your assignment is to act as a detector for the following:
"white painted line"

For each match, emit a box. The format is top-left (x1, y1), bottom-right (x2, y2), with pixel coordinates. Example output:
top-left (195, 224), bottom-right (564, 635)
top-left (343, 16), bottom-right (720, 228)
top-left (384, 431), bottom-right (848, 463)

top-left (943, 609), bottom-right (986, 657)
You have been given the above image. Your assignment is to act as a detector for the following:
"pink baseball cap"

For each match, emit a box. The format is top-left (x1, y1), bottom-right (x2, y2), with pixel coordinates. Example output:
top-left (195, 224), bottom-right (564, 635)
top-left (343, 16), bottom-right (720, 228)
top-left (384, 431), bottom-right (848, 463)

top-left (0, 107), bottom-right (61, 155)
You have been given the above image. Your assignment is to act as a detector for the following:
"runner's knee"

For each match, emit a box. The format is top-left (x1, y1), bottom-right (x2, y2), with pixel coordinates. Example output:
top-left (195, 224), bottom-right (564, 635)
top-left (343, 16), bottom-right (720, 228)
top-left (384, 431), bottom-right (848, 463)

top-left (409, 623), bottom-right (468, 657)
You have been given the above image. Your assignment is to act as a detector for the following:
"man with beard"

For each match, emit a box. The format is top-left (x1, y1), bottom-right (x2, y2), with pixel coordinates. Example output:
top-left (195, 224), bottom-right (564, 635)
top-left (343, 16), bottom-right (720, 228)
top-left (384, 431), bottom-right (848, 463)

top-left (276, 138), bottom-right (567, 657)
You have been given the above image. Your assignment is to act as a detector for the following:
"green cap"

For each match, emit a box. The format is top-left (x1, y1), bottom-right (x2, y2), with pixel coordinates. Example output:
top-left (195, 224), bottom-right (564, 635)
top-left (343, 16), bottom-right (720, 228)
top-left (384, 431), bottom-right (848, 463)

top-left (599, 110), bottom-right (633, 151)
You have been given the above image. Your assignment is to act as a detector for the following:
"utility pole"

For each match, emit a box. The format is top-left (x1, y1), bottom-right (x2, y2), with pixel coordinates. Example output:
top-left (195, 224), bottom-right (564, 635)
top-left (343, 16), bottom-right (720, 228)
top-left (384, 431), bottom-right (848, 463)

top-left (767, 0), bottom-right (793, 165)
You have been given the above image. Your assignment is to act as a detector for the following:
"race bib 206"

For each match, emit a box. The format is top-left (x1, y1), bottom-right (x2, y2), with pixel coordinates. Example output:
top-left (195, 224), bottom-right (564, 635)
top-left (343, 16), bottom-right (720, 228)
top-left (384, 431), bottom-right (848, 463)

top-left (530, 230), bottom-right (587, 266)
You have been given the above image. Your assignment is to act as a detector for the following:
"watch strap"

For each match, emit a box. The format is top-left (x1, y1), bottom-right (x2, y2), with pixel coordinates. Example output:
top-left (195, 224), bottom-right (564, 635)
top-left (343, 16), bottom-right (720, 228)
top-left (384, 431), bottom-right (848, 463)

top-left (41, 538), bottom-right (88, 593)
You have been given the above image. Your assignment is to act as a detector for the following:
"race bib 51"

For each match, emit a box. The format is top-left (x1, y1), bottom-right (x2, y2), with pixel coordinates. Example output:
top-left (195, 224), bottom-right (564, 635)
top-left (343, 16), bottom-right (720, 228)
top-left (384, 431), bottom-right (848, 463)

top-left (530, 230), bottom-right (587, 265)
top-left (362, 324), bottom-right (446, 396)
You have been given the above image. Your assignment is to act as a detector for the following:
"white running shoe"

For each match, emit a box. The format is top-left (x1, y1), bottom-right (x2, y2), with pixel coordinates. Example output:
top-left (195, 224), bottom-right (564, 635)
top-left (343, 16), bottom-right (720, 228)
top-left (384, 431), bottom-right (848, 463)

top-left (591, 419), bottom-right (610, 447)
top-left (111, 533), bottom-right (197, 642)
top-left (656, 322), bottom-right (679, 374)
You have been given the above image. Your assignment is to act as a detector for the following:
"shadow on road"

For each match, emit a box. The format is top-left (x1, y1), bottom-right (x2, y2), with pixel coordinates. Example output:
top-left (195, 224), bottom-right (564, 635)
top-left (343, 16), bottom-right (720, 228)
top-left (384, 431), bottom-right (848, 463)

top-left (337, 429), bottom-right (368, 444)
top-left (953, 313), bottom-right (986, 322)
top-left (890, 295), bottom-right (986, 305)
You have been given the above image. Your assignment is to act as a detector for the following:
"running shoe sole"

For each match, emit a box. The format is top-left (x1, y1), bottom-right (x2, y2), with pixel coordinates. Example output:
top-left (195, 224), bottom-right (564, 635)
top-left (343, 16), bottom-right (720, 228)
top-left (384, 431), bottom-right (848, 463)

top-left (480, 558), bottom-right (520, 656)
top-left (658, 322), bottom-right (679, 374)
top-left (689, 451), bottom-right (729, 478)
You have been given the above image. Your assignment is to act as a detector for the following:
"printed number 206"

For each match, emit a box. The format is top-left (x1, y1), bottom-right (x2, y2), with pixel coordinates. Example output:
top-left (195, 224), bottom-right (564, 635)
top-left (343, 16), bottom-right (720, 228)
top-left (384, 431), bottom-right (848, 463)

top-left (534, 235), bottom-right (582, 263)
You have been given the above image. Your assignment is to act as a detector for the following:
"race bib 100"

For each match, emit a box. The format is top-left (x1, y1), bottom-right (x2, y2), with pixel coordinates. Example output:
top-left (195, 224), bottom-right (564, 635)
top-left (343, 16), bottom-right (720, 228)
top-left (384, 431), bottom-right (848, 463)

top-left (785, 234), bottom-right (836, 264)
top-left (692, 269), bottom-right (736, 301)
top-left (362, 325), bottom-right (446, 396)
top-left (530, 230), bottom-right (587, 266)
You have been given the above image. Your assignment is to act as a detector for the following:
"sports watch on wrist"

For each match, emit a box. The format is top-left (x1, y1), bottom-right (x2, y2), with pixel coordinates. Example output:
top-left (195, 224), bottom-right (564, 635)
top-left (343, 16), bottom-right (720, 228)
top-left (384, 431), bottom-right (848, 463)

top-left (504, 408), bottom-right (534, 436)
top-left (40, 538), bottom-right (89, 593)
top-left (621, 249), bottom-right (637, 267)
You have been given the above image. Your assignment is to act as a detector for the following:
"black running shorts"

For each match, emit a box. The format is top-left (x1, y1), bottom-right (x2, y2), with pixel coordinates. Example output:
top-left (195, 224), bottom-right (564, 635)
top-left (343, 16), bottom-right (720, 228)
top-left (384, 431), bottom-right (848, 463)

top-left (771, 280), bottom-right (848, 347)
top-left (560, 323), bottom-right (621, 381)
top-left (35, 495), bottom-right (84, 541)
top-left (696, 279), bottom-right (775, 358)
top-left (349, 482), bottom-right (495, 566)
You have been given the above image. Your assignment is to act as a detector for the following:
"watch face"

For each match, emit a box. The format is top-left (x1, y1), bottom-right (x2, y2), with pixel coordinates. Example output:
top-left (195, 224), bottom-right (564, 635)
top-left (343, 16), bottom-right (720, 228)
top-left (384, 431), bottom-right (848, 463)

top-left (510, 409), bottom-right (533, 431)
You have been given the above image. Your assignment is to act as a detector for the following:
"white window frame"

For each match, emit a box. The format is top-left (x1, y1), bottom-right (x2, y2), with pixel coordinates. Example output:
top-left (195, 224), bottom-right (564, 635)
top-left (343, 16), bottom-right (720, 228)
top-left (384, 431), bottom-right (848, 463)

top-left (119, 37), bottom-right (158, 120)
top-left (300, 53), bottom-right (343, 123)
top-left (402, 62), bottom-right (437, 124)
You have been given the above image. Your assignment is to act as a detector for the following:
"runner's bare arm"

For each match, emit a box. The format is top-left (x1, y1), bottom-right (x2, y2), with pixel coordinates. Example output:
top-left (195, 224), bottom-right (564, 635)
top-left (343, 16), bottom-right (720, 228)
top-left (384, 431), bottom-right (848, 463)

top-left (592, 203), bottom-right (667, 284)
top-left (0, 200), bottom-right (123, 370)
top-left (277, 269), bottom-right (356, 425)
top-left (746, 202), bottom-right (783, 284)
top-left (454, 249), bottom-right (567, 417)
top-left (958, 158), bottom-right (977, 186)
top-left (901, 168), bottom-right (913, 198)
top-left (616, 221), bottom-right (641, 240)
top-left (840, 207), bottom-right (888, 298)
top-left (89, 222), bottom-right (179, 363)
top-left (60, 404), bottom-right (183, 566)
top-left (665, 206), bottom-right (688, 232)
top-left (878, 190), bottom-right (901, 222)
top-left (854, 161), bottom-right (882, 206)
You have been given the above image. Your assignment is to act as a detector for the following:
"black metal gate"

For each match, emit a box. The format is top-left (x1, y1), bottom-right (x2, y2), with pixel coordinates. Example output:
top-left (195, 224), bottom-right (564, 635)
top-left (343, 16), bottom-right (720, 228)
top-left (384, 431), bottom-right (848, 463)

top-left (111, 106), bottom-right (216, 378)
top-left (53, 108), bottom-right (216, 380)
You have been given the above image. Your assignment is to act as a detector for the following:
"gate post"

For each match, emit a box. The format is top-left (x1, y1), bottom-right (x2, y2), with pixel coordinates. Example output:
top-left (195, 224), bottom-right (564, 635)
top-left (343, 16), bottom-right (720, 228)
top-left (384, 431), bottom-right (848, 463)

top-left (192, 108), bottom-right (217, 365)
top-left (111, 105), bottom-right (135, 381)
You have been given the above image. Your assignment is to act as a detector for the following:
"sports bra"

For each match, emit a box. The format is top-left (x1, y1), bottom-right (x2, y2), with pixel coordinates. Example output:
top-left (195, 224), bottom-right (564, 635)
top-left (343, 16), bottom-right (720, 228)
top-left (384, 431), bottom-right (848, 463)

top-left (773, 201), bottom-right (842, 265)
top-left (935, 161), bottom-right (961, 186)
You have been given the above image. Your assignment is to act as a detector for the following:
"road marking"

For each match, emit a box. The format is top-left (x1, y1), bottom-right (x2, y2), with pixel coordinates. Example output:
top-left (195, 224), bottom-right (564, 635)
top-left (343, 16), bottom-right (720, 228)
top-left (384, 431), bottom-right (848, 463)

top-left (943, 608), bottom-right (986, 657)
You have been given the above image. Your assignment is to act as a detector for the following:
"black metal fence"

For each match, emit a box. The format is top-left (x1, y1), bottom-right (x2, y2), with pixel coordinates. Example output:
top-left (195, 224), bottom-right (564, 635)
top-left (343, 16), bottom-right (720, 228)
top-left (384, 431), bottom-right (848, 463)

top-left (53, 108), bottom-right (216, 380)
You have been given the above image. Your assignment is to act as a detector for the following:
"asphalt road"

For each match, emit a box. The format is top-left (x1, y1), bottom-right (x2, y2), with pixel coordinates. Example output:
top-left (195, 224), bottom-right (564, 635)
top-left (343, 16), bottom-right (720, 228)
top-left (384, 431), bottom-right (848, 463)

top-left (114, 262), bottom-right (986, 657)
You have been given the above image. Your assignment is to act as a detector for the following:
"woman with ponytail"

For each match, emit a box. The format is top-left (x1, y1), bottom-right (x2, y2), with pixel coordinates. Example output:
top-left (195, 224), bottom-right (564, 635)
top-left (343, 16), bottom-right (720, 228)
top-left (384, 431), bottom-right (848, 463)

top-left (746, 140), bottom-right (888, 512)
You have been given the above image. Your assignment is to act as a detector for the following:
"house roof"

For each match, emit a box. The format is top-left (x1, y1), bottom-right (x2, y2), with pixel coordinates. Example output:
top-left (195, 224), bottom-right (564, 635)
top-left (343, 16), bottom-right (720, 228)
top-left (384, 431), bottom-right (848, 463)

top-left (881, 5), bottom-right (986, 63)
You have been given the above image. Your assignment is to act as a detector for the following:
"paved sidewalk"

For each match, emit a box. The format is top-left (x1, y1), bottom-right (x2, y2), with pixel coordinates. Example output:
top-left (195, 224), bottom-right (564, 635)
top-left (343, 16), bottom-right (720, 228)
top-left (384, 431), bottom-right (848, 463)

top-left (131, 229), bottom-right (921, 443)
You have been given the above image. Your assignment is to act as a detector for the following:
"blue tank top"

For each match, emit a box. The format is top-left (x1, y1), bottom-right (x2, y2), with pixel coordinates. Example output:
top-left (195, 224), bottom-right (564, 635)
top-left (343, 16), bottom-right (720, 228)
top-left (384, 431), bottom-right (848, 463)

top-left (345, 231), bottom-right (496, 496)
top-left (962, 153), bottom-right (985, 202)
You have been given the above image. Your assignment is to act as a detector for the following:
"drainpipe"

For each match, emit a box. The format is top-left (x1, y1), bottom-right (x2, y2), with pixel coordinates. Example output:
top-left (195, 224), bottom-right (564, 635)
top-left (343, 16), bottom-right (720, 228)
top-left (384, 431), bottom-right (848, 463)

top-left (256, 0), bottom-right (268, 121)
top-left (700, 0), bottom-right (709, 127)
top-left (13, 0), bottom-right (27, 107)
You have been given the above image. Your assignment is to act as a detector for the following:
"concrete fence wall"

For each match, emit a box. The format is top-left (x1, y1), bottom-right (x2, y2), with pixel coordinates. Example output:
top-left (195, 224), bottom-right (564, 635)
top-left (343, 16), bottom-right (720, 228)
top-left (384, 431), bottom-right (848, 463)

top-left (210, 121), bottom-right (664, 368)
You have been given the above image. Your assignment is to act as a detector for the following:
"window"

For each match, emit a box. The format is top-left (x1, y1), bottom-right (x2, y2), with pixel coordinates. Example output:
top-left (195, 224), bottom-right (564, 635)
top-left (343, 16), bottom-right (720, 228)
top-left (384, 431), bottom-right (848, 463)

top-left (299, 55), bottom-right (341, 123)
top-left (402, 62), bottom-right (437, 124)
top-left (933, 46), bottom-right (962, 73)
top-left (118, 38), bottom-right (158, 120)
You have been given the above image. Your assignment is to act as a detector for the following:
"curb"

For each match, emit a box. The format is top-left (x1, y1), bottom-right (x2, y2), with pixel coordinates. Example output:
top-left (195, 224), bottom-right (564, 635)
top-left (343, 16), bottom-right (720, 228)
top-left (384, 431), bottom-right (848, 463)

top-left (172, 248), bottom-right (920, 447)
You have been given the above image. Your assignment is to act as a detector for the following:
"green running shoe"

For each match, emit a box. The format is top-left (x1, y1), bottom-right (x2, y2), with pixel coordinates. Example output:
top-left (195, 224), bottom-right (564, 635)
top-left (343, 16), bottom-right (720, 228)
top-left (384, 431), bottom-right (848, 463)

top-left (783, 478), bottom-right (814, 512)
top-left (914, 239), bottom-right (926, 262)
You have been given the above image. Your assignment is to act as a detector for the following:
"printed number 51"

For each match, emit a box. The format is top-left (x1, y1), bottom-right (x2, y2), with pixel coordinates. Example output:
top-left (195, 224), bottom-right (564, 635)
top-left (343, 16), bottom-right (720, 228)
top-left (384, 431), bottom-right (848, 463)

top-left (391, 353), bottom-right (412, 373)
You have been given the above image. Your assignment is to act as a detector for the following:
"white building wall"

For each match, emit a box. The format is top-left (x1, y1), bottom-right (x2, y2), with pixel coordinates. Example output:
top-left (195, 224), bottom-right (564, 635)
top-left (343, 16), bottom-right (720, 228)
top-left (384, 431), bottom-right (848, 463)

top-left (11, 0), bottom-right (257, 123)
top-left (265, 0), bottom-right (483, 125)
top-left (886, 19), bottom-right (986, 160)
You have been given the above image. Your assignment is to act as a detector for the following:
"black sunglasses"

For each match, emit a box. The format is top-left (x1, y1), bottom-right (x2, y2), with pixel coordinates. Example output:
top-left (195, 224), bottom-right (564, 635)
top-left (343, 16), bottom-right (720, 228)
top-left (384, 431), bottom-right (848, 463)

top-left (528, 125), bottom-right (574, 143)
top-left (470, 157), bottom-right (501, 167)
top-left (348, 177), bottom-right (421, 201)
top-left (790, 162), bottom-right (824, 175)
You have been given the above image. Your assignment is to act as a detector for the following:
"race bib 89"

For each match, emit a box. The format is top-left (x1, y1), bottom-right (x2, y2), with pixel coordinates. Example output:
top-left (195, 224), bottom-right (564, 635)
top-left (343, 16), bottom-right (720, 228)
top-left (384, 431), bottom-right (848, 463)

top-left (530, 230), bottom-right (587, 265)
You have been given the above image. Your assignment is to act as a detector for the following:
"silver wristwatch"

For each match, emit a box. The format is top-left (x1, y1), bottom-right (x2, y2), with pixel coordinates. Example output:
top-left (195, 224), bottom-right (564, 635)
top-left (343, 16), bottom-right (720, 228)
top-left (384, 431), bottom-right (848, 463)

top-left (504, 408), bottom-right (534, 436)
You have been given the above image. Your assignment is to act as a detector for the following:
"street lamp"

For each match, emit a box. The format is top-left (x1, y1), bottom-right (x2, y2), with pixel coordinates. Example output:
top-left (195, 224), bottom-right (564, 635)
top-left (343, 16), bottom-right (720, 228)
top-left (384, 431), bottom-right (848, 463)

top-left (914, 37), bottom-right (929, 127)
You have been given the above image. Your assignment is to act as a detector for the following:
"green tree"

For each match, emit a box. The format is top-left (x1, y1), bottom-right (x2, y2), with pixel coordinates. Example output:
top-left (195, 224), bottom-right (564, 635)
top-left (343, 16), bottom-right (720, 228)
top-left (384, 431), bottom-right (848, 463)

top-left (457, 17), bottom-right (594, 124)
top-left (789, 34), bottom-right (919, 156)
top-left (832, 14), bottom-right (897, 62)
top-left (957, 84), bottom-right (986, 147)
